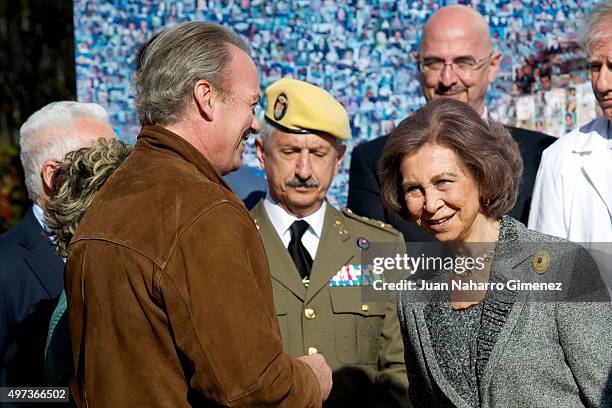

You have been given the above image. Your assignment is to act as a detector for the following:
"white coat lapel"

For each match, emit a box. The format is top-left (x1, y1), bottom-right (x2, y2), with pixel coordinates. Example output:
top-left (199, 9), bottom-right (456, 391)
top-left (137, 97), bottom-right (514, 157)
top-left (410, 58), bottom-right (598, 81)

top-left (574, 118), bottom-right (612, 218)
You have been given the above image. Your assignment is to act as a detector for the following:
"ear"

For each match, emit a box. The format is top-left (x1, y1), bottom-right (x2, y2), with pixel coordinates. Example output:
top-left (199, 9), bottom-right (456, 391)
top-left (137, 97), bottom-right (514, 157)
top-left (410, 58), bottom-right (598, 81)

top-left (255, 137), bottom-right (266, 171)
top-left (193, 79), bottom-right (216, 121)
top-left (41, 160), bottom-right (60, 197)
top-left (488, 51), bottom-right (502, 84)
top-left (333, 144), bottom-right (347, 175)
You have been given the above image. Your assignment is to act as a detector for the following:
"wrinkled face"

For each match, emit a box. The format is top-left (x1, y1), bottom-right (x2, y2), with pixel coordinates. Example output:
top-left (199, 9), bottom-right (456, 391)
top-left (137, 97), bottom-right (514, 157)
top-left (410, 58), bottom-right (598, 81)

top-left (418, 23), bottom-right (500, 116)
top-left (588, 38), bottom-right (612, 120)
top-left (256, 130), bottom-right (345, 217)
top-left (400, 143), bottom-right (489, 242)
top-left (212, 49), bottom-right (261, 175)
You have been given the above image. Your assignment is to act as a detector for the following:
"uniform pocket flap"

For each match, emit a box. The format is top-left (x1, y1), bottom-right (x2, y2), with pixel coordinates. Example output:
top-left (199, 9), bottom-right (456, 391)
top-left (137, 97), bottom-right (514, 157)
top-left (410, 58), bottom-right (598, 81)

top-left (330, 288), bottom-right (386, 316)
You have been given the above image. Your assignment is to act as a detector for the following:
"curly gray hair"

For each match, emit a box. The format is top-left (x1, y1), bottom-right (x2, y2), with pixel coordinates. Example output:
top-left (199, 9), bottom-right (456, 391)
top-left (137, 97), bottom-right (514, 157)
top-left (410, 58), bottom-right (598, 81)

top-left (44, 138), bottom-right (131, 257)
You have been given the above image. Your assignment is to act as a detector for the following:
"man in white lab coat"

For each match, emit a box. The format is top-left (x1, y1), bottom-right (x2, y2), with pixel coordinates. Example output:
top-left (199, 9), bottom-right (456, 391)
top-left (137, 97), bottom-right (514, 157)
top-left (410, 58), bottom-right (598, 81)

top-left (529, 3), bottom-right (612, 244)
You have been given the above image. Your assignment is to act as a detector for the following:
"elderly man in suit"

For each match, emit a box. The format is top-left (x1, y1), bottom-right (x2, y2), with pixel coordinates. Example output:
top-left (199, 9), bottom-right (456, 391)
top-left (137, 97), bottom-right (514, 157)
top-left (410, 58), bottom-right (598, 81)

top-left (348, 5), bottom-right (555, 242)
top-left (252, 78), bottom-right (409, 407)
top-left (0, 101), bottom-right (116, 395)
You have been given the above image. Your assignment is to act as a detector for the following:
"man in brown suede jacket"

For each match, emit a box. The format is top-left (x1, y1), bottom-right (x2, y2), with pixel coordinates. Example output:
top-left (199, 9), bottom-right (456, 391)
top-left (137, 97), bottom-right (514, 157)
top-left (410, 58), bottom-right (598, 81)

top-left (65, 22), bottom-right (331, 407)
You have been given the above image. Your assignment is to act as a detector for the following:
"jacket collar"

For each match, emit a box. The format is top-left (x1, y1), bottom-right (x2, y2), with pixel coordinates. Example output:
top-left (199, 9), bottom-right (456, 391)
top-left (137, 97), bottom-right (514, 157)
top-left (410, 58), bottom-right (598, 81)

top-left (19, 207), bottom-right (64, 298)
top-left (305, 204), bottom-right (354, 304)
top-left (137, 125), bottom-right (232, 190)
top-left (251, 200), bottom-right (307, 300)
top-left (571, 116), bottom-right (611, 153)
top-left (411, 218), bottom-right (536, 407)
top-left (19, 206), bottom-right (47, 251)
top-left (570, 117), bottom-right (612, 217)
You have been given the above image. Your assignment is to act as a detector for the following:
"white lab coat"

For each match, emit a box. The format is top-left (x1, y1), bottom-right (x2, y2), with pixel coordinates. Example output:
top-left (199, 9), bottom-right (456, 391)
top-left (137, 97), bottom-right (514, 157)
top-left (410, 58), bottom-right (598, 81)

top-left (528, 116), bottom-right (612, 244)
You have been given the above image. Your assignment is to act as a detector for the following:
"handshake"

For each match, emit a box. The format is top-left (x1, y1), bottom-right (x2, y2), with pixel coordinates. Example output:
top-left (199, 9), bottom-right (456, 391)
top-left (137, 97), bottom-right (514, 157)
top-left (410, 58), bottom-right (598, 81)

top-left (298, 353), bottom-right (333, 401)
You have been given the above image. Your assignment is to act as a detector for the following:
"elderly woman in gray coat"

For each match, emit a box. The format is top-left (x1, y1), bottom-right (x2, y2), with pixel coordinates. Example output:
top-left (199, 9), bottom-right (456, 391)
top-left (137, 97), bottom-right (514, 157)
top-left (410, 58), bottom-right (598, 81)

top-left (378, 98), bottom-right (612, 407)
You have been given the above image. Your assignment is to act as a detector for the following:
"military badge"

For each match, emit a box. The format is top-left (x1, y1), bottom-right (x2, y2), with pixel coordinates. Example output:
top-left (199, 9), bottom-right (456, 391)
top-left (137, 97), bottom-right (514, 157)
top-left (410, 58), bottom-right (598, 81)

top-left (273, 93), bottom-right (288, 120)
top-left (356, 236), bottom-right (370, 250)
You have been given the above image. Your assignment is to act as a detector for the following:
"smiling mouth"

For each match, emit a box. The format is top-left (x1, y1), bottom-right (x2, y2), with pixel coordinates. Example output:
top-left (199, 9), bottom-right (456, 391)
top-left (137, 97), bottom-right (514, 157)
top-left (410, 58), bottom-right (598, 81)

top-left (437, 92), bottom-right (465, 98)
top-left (236, 131), bottom-right (251, 150)
top-left (427, 214), bottom-right (454, 231)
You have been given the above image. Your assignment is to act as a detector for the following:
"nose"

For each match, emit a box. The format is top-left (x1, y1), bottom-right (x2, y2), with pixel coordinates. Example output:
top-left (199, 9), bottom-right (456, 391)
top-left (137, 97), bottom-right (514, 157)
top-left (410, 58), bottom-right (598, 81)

top-left (595, 64), bottom-right (612, 95)
top-left (250, 115), bottom-right (261, 134)
top-left (440, 64), bottom-right (458, 88)
top-left (295, 150), bottom-right (313, 180)
top-left (423, 188), bottom-right (443, 215)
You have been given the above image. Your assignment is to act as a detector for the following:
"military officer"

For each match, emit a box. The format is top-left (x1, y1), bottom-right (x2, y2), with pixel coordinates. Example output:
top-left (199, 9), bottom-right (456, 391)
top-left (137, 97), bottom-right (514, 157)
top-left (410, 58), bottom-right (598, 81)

top-left (252, 78), bottom-right (409, 407)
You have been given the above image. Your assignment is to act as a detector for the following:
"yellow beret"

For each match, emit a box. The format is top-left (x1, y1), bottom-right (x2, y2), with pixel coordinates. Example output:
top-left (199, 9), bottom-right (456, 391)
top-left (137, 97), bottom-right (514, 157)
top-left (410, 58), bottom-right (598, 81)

top-left (264, 78), bottom-right (351, 140)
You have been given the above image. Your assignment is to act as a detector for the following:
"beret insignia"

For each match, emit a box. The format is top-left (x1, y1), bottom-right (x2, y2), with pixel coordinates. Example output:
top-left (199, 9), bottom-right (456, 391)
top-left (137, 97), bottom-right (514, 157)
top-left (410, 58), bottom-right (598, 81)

top-left (273, 93), bottom-right (288, 120)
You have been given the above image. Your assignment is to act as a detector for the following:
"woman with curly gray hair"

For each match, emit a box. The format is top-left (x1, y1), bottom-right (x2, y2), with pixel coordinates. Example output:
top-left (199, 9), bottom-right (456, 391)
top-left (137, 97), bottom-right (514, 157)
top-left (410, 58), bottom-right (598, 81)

top-left (45, 138), bottom-right (131, 257)
top-left (44, 137), bottom-right (131, 386)
top-left (379, 98), bottom-right (611, 407)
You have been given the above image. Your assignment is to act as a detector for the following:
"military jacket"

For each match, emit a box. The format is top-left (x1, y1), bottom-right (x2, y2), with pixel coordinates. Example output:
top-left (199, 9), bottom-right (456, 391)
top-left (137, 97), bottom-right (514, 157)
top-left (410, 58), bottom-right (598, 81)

top-left (251, 200), bottom-right (410, 407)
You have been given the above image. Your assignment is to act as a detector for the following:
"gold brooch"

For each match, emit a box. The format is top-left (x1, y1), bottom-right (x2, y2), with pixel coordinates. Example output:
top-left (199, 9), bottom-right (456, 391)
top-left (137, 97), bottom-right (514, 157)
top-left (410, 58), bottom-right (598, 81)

top-left (532, 250), bottom-right (550, 274)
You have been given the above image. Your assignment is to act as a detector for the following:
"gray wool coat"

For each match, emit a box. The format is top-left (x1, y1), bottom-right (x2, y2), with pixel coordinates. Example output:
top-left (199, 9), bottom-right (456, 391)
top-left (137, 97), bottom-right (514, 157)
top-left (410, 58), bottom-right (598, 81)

top-left (397, 217), bottom-right (612, 408)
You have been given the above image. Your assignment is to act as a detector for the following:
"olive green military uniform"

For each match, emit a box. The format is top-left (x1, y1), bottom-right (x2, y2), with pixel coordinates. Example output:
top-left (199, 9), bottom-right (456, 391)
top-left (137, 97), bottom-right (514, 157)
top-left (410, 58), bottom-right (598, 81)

top-left (251, 200), bottom-right (410, 407)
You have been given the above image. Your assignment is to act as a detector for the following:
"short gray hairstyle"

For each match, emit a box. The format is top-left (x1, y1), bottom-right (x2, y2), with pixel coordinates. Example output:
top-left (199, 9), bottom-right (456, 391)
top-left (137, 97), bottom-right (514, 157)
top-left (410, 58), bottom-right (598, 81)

top-left (135, 22), bottom-right (248, 126)
top-left (19, 101), bottom-right (110, 204)
top-left (258, 116), bottom-right (276, 147)
top-left (257, 115), bottom-right (346, 150)
top-left (580, 1), bottom-right (612, 55)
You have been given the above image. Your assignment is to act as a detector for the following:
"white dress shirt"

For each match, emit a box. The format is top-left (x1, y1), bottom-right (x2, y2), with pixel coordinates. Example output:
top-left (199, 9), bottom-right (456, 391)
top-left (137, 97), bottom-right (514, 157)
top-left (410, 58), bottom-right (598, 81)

top-left (263, 193), bottom-right (326, 260)
top-left (32, 203), bottom-right (47, 229)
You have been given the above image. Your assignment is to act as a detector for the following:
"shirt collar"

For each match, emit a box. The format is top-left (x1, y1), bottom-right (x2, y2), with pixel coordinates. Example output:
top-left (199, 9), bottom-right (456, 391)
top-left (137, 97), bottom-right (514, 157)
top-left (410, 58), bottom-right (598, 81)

top-left (32, 203), bottom-right (47, 229)
top-left (32, 203), bottom-right (61, 254)
top-left (263, 192), bottom-right (326, 239)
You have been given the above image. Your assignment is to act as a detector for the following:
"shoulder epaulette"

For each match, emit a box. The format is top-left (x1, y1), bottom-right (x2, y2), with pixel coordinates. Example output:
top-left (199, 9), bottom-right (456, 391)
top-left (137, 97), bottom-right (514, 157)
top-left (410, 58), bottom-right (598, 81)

top-left (342, 208), bottom-right (398, 233)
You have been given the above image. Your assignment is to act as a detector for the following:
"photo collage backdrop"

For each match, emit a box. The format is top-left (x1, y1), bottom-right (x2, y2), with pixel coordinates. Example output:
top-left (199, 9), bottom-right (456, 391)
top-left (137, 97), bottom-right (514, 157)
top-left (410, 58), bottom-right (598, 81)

top-left (75, 0), bottom-right (599, 207)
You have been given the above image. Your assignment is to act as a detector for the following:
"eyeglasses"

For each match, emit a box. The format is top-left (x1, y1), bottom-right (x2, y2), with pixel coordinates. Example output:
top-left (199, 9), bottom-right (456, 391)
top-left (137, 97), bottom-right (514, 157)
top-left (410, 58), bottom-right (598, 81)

top-left (418, 53), bottom-right (493, 77)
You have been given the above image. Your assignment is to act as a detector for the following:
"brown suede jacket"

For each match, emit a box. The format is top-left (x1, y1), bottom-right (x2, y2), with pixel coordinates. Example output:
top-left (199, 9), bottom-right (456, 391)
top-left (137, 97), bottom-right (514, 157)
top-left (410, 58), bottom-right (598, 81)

top-left (66, 125), bottom-right (320, 407)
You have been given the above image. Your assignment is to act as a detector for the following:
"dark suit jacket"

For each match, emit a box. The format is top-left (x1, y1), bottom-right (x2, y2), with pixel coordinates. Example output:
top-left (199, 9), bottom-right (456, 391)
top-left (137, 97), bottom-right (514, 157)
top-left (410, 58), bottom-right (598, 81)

top-left (223, 165), bottom-right (266, 209)
top-left (0, 207), bottom-right (64, 392)
top-left (348, 127), bottom-right (555, 242)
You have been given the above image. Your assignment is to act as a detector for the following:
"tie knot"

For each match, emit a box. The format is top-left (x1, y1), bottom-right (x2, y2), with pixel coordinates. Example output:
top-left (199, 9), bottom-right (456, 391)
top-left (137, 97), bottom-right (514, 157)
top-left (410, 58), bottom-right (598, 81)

top-left (290, 220), bottom-right (310, 240)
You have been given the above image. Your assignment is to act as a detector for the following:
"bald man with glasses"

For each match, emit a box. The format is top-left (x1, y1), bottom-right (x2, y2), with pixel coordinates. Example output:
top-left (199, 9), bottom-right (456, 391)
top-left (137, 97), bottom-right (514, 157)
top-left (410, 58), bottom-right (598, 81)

top-left (348, 5), bottom-right (555, 242)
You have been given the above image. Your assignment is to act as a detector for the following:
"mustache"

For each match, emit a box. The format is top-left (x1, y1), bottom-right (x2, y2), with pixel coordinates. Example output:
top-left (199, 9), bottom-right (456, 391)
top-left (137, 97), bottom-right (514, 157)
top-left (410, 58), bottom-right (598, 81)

top-left (285, 177), bottom-right (319, 188)
top-left (435, 85), bottom-right (467, 95)
top-left (596, 91), bottom-right (612, 100)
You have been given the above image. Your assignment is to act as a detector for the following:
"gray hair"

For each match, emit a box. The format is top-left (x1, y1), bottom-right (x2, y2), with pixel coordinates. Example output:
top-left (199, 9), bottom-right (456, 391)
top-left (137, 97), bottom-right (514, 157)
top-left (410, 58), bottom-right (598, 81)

top-left (258, 115), bottom-right (346, 150)
top-left (45, 138), bottom-right (131, 257)
top-left (135, 22), bottom-right (248, 126)
top-left (580, 1), bottom-right (612, 55)
top-left (258, 115), bottom-right (276, 147)
top-left (19, 101), bottom-right (110, 204)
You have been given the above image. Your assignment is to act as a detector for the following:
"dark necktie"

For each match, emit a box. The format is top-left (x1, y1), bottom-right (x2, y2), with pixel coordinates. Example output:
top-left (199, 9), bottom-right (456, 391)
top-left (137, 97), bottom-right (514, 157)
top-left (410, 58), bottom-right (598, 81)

top-left (288, 220), bottom-right (313, 280)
